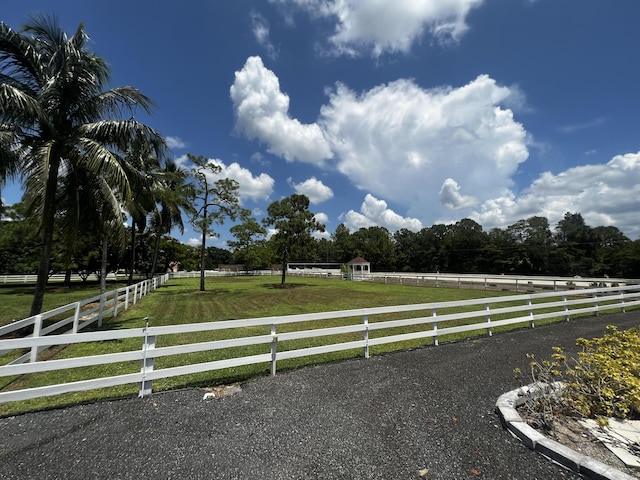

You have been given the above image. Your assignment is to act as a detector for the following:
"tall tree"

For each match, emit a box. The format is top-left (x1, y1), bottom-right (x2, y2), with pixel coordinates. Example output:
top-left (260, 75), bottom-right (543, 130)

top-left (332, 223), bottom-right (353, 263)
top-left (351, 226), bottom-right (396, 271)
top-left (188, 154), bottom-right (242, 291)
top-left (264, 194), bottom-right (324, 285)
top-left (149, 159), bottom-right (192, 276)
top-left (228, 212), bottom-right (268, 270)
top-left (0, 16), bottom-right (165, 315)
top-left (121, 143), bottom-right (160, 284)
top-left (554, 212), bottom-right (598, 275)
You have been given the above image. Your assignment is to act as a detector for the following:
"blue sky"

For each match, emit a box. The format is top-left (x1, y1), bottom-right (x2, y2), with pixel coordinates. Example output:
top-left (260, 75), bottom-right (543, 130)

top-left (2, 0), bottom-right (639, 247)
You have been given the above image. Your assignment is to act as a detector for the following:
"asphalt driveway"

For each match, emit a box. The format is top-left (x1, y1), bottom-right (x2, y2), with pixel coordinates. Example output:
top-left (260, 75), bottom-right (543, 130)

top-left (1, 312), bottom-right (639, 479)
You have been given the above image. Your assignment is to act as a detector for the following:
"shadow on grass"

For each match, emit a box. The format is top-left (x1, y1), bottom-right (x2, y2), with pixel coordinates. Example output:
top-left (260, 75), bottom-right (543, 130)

top-left (260, 283), bottom-right (313, 290)
top-left (191, 289), bottom-right (232, 295)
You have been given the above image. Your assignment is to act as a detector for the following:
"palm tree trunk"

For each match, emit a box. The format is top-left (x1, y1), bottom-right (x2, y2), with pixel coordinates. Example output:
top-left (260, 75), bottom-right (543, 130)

top-left (128, 221), bottom-right (137, 285)
top-left (98, 232), bottom-right (108, 326)
top-left (64, 267), bottom-right (72, 288)
top-left (30, 157), bottom-right (60, 316)
top-left (151, 231), bottom-right (161, 277)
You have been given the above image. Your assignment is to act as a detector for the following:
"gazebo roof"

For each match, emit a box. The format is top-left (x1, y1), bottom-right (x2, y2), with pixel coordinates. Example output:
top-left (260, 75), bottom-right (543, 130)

top-left (347, 256), bottom-right (369, 265)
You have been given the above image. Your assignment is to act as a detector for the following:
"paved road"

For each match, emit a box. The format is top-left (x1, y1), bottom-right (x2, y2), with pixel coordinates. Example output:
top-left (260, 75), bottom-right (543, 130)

top-left (1, 312), bottom-right (639, 480)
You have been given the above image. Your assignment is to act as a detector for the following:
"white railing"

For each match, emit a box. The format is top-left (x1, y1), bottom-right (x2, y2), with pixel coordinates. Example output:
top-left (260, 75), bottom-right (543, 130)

top-left (1, 283), bottom-right (638, 404)
top-left (236, 270), bottom-right (636, 291)
top-left (365, 272), bottom-right (632, 292)
top-left (0, 274), bottom-right (170, 365)
top-left (169, 270), bottom-right (274, 279)
top-left (0, 272), bottom-right (134, 284)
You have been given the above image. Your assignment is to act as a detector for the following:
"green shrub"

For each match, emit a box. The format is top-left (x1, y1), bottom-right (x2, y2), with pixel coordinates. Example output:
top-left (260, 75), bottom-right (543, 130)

top-left (516, 326), bottom-right (640, 423)
top-left (565, 326), bottom-right (640, 418)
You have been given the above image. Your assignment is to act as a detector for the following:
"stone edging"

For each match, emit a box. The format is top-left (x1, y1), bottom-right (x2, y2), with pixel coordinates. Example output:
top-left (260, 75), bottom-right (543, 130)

top-left (495, 384), bottom-right (637, 480)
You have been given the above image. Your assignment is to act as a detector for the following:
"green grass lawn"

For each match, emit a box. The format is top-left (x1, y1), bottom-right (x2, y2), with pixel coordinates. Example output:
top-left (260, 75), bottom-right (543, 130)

top-left (0, 275), bottom-right (615, 416)
top-left (0, 281), bottom-right (129, 327)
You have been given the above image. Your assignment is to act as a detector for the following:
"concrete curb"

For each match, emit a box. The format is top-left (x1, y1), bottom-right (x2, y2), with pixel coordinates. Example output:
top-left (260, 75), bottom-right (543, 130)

top-left (495, 384), bottom-right (637, 480)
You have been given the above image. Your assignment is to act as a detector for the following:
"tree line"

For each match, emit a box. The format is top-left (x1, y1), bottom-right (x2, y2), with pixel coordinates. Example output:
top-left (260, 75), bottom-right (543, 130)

top-left (227, 211), bottom-right (640, 279)
top-left (4, 196), bottom-right (640, 289)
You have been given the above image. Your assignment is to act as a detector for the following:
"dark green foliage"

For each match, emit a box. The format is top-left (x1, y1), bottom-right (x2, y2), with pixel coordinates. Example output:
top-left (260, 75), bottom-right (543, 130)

top-left (187, 154), bottom-right (243, 291)
top-left (263, 194), bottom-right (324, 285)
top-left (0, 16), bottom-right (165, 313)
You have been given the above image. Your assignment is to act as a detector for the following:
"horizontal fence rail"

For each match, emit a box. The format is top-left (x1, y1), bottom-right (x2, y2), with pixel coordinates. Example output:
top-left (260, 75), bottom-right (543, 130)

top-left (168, 270), bottom-right (638, 293)
top-left (0, 272), bottom-right (142, 284)
top-left (0, 274), bottom-right (169, 365)
top-left (1, 284), bottom-right (639, 404)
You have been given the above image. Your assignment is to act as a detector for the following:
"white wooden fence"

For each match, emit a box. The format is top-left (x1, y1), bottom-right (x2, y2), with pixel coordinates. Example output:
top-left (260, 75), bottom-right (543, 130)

top-left (169, 270), bottom-right (274, 279)
top-left (286, 270), bottom-right (631, 292)
top-left (0, 274), bottom-right (170, 366)
top-left (1, 283), bottom-right (639, 405)
top-left (0, 272), bottom-right (133, 284)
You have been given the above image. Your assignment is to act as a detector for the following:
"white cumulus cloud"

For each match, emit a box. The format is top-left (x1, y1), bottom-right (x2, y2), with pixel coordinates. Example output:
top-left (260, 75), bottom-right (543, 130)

top-left (289, 176), bottom-right (334, 203)
top-left (341, 194), bottom-right (423, 232)
top-left (439, 178), bottom-right (478, 209)
top-left (270, 0), bottom-right (483, 57)
top-left (314, 212), bottom-right (329, 224)
top-left (205, 158), bottom-right (275, 202)
top-left (470, 151), bottom-right (640, 238)
top-left (312, 212), bottom-right (331, 239)
top-left (177, 155), bottom-right (274, 203)
top-left (166, 136), bottom-right (186, 149)
top-left (251, 11), bottom-right (278, 58)
top-left (230, 56), bottom-right (333, 164)
top-left (320, 75), bottom-right (528, 226)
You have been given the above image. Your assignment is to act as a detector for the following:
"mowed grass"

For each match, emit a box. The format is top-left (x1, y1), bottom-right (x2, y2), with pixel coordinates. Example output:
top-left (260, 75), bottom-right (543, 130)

top-left (0, 275), bottom-right (613, 416)
top-left (0, 281), bottom-right (130, 327)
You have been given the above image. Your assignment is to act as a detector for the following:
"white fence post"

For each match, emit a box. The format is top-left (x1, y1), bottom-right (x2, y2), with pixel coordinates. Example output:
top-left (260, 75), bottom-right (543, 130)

top-left (432, 308), bottom-right (438, 346)
top-left (133, 284), bottom-right (138, 304)
top-left (363, 315), bottom-right (369, 359)
top-left (113, 288), bottom-right (119, 318)
top-left (125, 286), bottom-right (130, 311)
top-left (98, 292), bottom-right (105, 328)
top-left (528, 299), bottom-right (534, 328)
top-left (139, 317), bottom-right (155, 397)
top-left (563, 295), bottom-right (570, 321)
top-left (72, 302), bottom-right (81, 333)
top-left (485, 303), bottom-right (492, 337)
top-left (29, 315), bottom-right (43, 363)
top-left (270, 323), bottom-right (277, 376)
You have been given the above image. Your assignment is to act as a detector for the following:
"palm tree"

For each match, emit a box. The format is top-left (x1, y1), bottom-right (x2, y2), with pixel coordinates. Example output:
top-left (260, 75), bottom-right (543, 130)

top-left (121, 142), bottom-right (161, 284)
top-left (0, 15), bottom-right (165, 315)
top-left (148, 159), bottom-right (193, 276)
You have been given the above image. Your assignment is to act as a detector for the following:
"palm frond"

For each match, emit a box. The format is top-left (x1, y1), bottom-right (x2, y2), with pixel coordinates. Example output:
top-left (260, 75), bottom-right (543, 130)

top-left (0, 22), bottom-right (43, 92)
top-left (78, 119), bottom-right (166, 156)
top-left (0, 83), bottom-right (46, 128)
top-left (70, 137), bottom-right (132, 202)
top-left (0, 125), bottom-right (29, 181)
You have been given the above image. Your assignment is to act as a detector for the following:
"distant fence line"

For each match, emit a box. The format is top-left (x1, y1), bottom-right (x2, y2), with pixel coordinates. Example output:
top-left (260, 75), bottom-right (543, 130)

top-left (259, 270), bottom-right (636, 293)
top-left (0, 274), bottom-right (170, 366)
top-left (168, 269), bottom-right (637, 293)
top-left (1, 283), bottom-right (639, 404)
